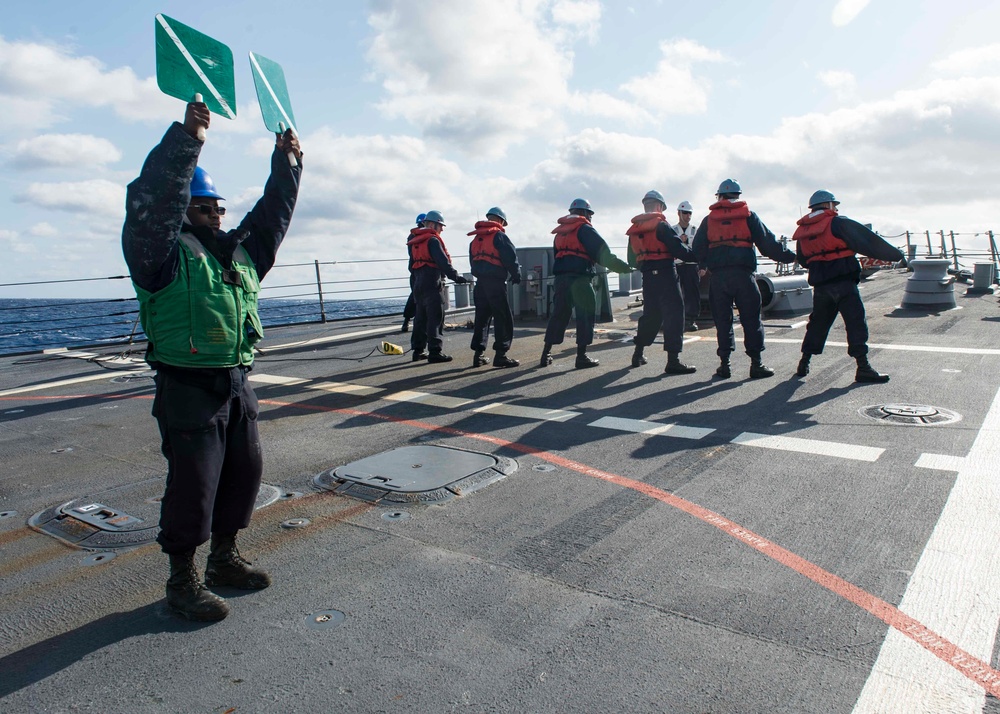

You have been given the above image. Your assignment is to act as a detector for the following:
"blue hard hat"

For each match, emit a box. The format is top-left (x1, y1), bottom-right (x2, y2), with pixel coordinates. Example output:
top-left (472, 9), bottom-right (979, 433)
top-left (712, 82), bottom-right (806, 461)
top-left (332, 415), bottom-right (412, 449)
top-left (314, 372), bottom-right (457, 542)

top-left (808, 190), bottom-right (839, 208)
top-left (643, 190), bottom-right (665, 205)
top-left (424, 210), bottom-right (445, 226)
top-left (485, 206), bottom-right (507, 224)
top-left (569, 198), bottom-right (594, 214)
top-left (190, 166), bottom-right (224, 200)
top-left (416, 213), bottom-right (427, 226)
top-left (716, 178), bottom-right (742, 196)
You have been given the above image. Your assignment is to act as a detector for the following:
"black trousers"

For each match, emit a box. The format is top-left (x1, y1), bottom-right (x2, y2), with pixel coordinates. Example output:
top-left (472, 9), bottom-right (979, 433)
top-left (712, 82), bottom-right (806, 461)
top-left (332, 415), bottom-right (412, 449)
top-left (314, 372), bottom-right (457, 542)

top-left (677, 263), bottom-right (701, 322)
top-left (634, 268), bottom-right (685, 353)
top-left (411, 272), bottom-right (448, 355)
top-left (544, 274), bottom-right (597, 346)
top-left (801, 278), bottom-right (869, 357)
top-left (471, 276), bottom-right (514, 353)
top-left (152, 367), bottom-right (262, 554)
top-left (403, 293), bottom-right (416, 321)
top-left (708, 267), bottom-right (766, 358)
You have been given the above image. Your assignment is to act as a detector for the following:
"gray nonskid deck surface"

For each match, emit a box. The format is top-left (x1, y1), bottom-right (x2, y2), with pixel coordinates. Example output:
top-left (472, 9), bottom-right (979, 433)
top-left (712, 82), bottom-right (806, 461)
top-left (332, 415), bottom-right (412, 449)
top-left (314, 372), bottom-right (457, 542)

top-left (2, 269), bottom-right (999, 713)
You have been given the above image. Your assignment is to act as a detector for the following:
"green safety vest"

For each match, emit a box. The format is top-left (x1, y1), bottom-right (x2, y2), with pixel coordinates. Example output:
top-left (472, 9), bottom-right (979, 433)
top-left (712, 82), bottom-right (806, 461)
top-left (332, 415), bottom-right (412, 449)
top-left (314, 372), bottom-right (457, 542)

top-left (134, 233), bottom-right (263, 368)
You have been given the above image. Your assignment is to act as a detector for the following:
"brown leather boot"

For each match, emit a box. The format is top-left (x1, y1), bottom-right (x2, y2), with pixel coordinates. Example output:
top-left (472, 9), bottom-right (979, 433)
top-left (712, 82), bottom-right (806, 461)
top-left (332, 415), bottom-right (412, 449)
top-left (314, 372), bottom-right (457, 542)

top-left (166, 550), bottom-right (229, 621)
top-left (205, 533), bottom-right (271, 590)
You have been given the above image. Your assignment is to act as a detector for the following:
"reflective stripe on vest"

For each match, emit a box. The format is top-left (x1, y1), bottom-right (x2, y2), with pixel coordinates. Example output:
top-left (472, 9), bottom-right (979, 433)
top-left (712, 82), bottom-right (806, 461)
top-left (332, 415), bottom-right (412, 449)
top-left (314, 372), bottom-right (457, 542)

top-left (626, 212), bottom-right (672, 263)
top-left (793, 210), bottom-right (854, 263)
top-left (552, 215), bottom-right (591, 261)
top-left (468, 220), bottom-right (504, 267)
top-left (706, 200), bottom-right (753, 248)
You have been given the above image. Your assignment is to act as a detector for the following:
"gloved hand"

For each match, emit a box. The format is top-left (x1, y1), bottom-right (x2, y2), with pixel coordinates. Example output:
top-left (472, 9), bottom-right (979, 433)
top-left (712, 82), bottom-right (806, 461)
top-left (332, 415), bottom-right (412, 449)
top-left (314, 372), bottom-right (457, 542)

top-left (453, 275), bottom-right (470, 284)
top-left (511, 274), bottom-right (521, 285)
top-left (610, 258), bottom-right (633, 274)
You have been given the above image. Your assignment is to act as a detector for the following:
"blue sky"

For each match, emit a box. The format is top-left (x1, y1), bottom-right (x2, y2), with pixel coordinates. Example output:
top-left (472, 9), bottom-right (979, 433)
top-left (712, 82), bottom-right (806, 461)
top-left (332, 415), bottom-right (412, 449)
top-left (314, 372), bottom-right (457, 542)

top-left (2, 0), bottom-right (1000, 297)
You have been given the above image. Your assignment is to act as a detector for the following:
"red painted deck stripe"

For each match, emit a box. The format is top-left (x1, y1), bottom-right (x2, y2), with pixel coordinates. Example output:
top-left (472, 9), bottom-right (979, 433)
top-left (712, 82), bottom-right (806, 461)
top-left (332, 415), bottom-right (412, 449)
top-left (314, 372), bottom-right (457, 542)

top-left (7, 391), bottom-right (1000, 695)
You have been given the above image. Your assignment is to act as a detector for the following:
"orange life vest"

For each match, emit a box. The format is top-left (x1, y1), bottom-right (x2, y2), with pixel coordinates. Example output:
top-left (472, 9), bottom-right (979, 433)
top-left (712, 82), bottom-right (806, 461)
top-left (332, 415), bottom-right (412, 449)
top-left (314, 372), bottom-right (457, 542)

top-left (467, 220), bottom-right (505, 267)
top-left (626, 212), bottom-right (673, 264)
top-left (407, 227), bottom-right (452, 271)
top-left (706, 200), bottom-right (753, 248)
top-left (792, 210), bottom-right (854, 263)
top-left (552, 215), bottom-right (592, 261)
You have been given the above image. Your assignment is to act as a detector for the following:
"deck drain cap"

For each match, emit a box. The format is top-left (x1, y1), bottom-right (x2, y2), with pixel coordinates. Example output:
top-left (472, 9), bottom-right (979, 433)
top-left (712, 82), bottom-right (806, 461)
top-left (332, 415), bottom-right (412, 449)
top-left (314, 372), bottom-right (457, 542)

top-left (82, 552), bottom-right (116, 566)
top-left (533, 464), bottom-right (557, 472)
top-left (860, 403), bottom-right (961, 426)
top-left (305, 610), bottom-right (345, 630)
top-left (281, 518), bottom-right (311, 529)
top-left (381, 511), bottom-right (411, 522)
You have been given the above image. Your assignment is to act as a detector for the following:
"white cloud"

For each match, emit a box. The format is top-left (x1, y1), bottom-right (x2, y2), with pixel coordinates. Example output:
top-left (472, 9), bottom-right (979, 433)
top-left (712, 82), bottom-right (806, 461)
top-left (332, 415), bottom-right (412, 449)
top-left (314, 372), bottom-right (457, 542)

top-left (831, 0), bottom-right (871, 27)
top-left (14, 179), bottom-right (125, 218)
top-left (932, 43), bottom-right (1000, 76)
top-left (551, 0), bottom-right (602, 41)
top-left (0, 228), bottom-right (37, 255)
top-left (818, 70), bottom-right (857, 100)
top-left (28, 222), bottom-right (59, 237)
top-left (11, 134), bottom-right (122, 170)
top-left (620, 39), bottom-right (728, 117)
top-left (0, 36), bottom-right (177, 131)
top-left (366, 0), bottom-right (588, 157)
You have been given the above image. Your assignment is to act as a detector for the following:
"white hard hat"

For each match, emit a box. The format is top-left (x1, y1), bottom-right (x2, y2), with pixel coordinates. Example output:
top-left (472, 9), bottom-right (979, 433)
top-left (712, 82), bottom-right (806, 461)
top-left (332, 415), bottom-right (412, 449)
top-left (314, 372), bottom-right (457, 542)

top-left (677, 201), bottom-right (693, 212)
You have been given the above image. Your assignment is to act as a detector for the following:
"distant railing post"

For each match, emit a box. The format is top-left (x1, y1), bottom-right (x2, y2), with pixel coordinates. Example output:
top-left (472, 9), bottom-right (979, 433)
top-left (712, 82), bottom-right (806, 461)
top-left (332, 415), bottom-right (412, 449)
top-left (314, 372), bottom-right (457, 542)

top-left (314, 260), bottom-right (328, 323)
top-left (905, 230), bottom-right (911, 256)
top-left (949, 231), bottom-right (959, 273)
top-left (989, 231), bottom-right (999, 284)
top-left (925, 230), bottom-right (933, 256)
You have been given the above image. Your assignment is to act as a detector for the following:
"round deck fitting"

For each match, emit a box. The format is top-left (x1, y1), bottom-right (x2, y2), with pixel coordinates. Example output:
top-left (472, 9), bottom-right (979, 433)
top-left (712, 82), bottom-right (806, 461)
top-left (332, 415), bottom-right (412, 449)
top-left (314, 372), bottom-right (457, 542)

top-left (860, 403), bottom-right (962, 426)
top-left (281, 518), bottom-right (311, 529)
top-left (305, 610), bottom-right (345, 630)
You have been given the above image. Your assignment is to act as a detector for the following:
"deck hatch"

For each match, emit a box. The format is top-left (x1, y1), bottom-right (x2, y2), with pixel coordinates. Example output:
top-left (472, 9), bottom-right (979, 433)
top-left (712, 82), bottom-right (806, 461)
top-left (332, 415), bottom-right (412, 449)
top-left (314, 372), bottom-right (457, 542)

top-left (314, 445), bottom-right (517, 504)
top-left (859, 403), bottom-right (962, 426)
top-left (28, 480), bottom-right (283, 550)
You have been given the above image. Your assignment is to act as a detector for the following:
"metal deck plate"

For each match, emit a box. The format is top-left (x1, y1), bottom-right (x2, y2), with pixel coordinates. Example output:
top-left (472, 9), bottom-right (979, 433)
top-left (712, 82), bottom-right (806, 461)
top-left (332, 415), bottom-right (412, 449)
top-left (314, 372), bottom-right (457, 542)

top-left (28, 478), bottom-right (283, 550)
top-left (314, 445), bottom-right (517, 504)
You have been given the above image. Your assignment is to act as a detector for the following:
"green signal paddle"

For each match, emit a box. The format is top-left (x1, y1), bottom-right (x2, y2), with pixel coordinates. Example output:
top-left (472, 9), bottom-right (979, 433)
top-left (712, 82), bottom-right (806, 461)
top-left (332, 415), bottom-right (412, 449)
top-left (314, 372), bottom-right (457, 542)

top-left (248, 51), bottom-right (299, 167)
top-left (154, 14), bottom-right (236, 140)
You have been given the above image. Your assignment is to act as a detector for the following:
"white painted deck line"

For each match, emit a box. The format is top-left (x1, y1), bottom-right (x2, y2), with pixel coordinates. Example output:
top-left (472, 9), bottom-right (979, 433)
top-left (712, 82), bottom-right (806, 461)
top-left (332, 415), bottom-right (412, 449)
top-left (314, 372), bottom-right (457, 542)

top-left (766, 338), bottom-right (1000, 356)
top-left (259, 326), bottom-right (400, 352)
top-left (249, 374), bottom-right (308, 386)
top-left (853, 386), bottom-right (1000, 713)
top-left (915, 453), bottom-right (967, 472)
top-left (473, 402), bottom-right (579, 422)
top-left (731, 432), bottom-right (884, 462)
top-left (0, 370), bottom-right (146, 397)
top-left (383, 390), bottom-right (473, 409)
top-left (310, 381), bottom-right (382, 396)
top-left (589, 416), bottom-right (715, 440)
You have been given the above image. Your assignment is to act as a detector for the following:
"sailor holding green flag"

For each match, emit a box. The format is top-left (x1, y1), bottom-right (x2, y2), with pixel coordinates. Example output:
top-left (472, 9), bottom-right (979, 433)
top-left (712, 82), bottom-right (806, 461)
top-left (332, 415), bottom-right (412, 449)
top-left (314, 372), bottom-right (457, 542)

top-left (121, 98), bottom-right (302, 621)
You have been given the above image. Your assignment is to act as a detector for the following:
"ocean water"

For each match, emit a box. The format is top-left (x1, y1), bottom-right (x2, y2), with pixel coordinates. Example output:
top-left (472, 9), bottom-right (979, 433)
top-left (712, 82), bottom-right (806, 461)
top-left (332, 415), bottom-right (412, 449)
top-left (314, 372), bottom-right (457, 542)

top-left (0, 297), bottom-right (407, 356)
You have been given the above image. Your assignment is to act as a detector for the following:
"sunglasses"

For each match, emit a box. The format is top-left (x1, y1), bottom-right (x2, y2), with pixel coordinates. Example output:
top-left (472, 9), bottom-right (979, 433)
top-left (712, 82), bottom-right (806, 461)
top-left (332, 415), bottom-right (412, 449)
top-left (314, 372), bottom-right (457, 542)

top-left (679, 211), bottom-right (692, 215)
top-left (195, 205), bottom-right (226, 216)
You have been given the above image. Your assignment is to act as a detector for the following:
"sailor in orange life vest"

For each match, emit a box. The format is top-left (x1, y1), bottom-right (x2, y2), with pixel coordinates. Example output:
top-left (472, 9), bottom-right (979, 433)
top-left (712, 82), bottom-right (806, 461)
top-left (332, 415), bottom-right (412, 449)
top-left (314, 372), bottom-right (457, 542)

top-left (673, 200), bottom-right (703, 331)
top-left (400, 213), bottom-right (425, 334)
top-left (792, 190), bottom-right (904, 382)
top-left (626, 190), bottom-right (699, 374)
top-left (406, 210), bottom-right (469, 363)
top-left (467, 207), bottom-right (522, 368)
top-left (541, 198), bottom-right (633, 369)
top-left (691, 179), bottom-right (797, 379)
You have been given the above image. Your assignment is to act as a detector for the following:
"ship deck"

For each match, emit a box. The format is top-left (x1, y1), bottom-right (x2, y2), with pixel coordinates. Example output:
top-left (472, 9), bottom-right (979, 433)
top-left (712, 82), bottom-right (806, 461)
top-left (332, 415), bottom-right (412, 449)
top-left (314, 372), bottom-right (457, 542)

top-left (3, 267), bottom-right (1000, 713)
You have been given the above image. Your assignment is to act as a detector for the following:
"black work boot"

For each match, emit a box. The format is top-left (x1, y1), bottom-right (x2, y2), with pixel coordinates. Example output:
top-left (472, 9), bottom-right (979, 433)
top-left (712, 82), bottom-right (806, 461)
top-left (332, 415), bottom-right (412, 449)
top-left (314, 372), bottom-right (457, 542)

top-left (400, 318), bottom-right (410, 333)
top-left (575, 346), bottom-right (599, 369)
top-left (631, 344), bottom-right (647, 368)
top-left (715, 358), bottom-right (731, 379)
top-left (205, 533), bottom-right (271, 590)
top-left (749, 353), bottom-right (774, 379)
top-left (540, 344), bottom-right (553, 367)
top-left (796, 355), bottom-right (811, 377)
top-left (166, 550), bottom-right (229, 622)
top-left (493, 352), bottom-right (520, 368)
top-left (665, 352), bottom-right (697, 374)
top-left (427, 352), bottom-right (453, 363)
top-left (855, 357), bottom-right (890, 383)
top-left (472, 350), bottom-right (490, 367)
top-left (411, 350), bottom-right (427, 362)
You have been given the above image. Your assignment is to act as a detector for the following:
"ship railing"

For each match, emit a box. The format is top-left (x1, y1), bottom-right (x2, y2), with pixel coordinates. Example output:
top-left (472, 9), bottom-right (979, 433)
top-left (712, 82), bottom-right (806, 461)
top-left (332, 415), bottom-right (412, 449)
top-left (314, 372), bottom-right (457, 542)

top-left (0, 233), bottom-right (996, 356)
